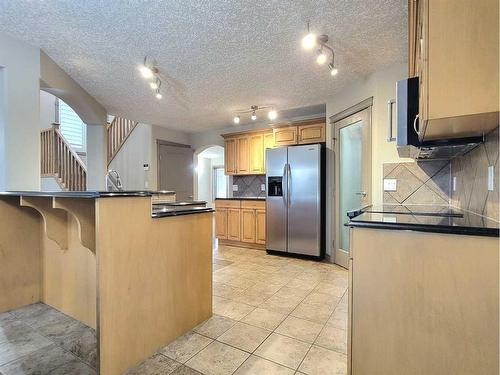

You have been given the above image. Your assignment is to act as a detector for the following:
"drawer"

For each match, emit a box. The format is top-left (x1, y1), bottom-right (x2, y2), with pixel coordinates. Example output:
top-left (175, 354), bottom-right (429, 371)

top-left (241, 200), bottom-right (266, 209)
top-left (215, 200), bottom-right (241, 209)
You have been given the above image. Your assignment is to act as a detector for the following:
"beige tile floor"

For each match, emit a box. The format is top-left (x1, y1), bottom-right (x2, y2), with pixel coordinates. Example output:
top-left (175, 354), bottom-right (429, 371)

top-left (128, 245), bottom-right (349, 375)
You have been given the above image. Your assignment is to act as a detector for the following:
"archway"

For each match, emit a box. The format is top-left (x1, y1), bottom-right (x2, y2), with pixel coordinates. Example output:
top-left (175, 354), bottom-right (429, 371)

top-left (194, 145), bottom-right (225, 207)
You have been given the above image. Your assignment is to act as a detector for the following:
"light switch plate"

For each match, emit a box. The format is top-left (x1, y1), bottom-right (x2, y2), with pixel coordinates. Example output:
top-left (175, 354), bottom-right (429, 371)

top-left (261, 184), bottom-right (266, 191)
top-left (383, 179), bottom-right (397, 191)
top-left (232, 184), bottom-right (238, 192)
top-left (488, 166), bottom-right (494, 191)
top-left (452, 176), bottom-right (457, 192)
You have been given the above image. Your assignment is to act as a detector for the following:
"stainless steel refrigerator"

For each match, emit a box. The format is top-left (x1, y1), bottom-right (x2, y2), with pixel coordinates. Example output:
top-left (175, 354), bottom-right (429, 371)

top-left (266, 144), bottom-right (324, 258)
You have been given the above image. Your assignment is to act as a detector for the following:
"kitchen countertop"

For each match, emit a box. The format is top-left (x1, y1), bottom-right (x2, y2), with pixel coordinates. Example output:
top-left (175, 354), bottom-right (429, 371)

top-left (347, 205), bottom-right (499, 237)
top-left (215, 197), bottom-right (266, 201)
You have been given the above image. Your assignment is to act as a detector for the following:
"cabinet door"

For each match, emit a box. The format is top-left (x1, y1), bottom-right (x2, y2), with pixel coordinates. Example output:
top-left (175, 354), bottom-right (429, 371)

top-left (224, 139), bottom-right (237, 175)
top-left (249, 134), bottom-right (264, 174)
top-left (241, 209), bottom-right (256, 243)
top-left (227, 208), bottom-right (241, 241)
top-left (263, 132), bottom-right (274, 172)
top-left (237, 136), bottom-right (250, 174)
top-left (255, 209), bottom-right (266, 245)
top-left (215, 208), bottom-right (228, 240)
top-left (298, 123), bottom-right (325, 144)
top-left (273, 126), bottom-right (297, 146)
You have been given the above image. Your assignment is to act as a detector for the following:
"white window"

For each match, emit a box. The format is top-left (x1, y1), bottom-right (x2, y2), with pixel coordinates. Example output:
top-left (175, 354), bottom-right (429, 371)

top-left (57, 99), bottom-right (86, 152)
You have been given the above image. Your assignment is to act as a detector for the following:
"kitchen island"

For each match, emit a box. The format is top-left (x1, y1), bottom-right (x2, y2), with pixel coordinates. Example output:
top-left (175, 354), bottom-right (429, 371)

top-left (346, 205), bottom-right (499, 375)
top-left (0, 191), bottom-right (213, 375)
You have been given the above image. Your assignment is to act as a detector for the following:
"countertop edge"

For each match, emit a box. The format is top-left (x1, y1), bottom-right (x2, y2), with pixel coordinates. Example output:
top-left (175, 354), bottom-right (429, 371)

top-left (215, 197), bottom-right (266, 201)
top-left (152, 208), bottom-right (214, 218)
top-left (346, 221), bottom-right (500, 238)
top-left (0, 191), bottom-right (177, 198)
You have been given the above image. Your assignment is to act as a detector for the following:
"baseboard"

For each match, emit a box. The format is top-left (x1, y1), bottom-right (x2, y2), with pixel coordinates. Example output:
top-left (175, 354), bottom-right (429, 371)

top-left (218, 239), bottom-right (266, 250)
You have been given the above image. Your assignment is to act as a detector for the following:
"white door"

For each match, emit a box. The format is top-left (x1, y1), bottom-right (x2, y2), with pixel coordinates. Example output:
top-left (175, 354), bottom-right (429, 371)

top-left (333, 107), bottom-right (372, 268)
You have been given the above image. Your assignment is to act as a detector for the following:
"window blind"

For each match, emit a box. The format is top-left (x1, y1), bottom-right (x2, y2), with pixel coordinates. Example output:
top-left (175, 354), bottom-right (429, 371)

top-left (58, 100), bottom-right (86, 151)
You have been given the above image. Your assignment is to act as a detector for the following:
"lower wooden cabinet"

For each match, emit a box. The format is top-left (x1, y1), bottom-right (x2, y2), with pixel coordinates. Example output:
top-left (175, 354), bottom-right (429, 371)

top-left (215, 199), bottom-right (266, 249)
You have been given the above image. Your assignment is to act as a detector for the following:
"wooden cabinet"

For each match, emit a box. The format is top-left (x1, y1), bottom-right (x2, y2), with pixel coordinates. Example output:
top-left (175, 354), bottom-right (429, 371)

top-left (222, 119), bottom-right (325, 176)
top-left (227, 208), bottom-right (241, 241)
top-left (224, 138), bottom-right (237, 175)
top-left (215, 208), bottom-right (227, 239)
top-left (215, 199), bottom-right (266, 249)
top-left (298, 122), bottom-right (325, 144)
top-left (273, 126), bottom-right (297, 146)
top-left (236, 136), bottom-right (250, 174)
top-left (410, 0), bottom-right (499, 141)
top-left (241, 209), bottom-right (256, 243)
top-left (255, 209), bottom-right (266, 245)
top-left (249, 134), bottom-right (264, 174)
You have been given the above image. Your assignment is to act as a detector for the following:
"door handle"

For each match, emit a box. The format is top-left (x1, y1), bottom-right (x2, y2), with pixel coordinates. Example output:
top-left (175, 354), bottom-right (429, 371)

top-left (287, 163), bottom-right (291, 208)
top-left (355, 191), bottom-right (367, 197)
top-left (282, 164), bottom-right (287, 205)
top-left (387, 99), bottom-right (396, 142)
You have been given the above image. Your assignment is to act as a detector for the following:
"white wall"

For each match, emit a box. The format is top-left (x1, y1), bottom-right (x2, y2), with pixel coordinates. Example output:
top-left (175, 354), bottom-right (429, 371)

top-left (0, 33), bottom-right (40, 191)
top-left (324, 62), bottom-right (411, 257)
top-left (109, 123), bottom-right (190, 190)
top-left (40, 90), bottom-right (56, 129)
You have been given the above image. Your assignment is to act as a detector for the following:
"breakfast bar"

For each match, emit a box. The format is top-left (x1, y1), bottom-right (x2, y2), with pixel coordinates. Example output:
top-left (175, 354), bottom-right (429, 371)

top-left (0, 191), bottom-right (213, 375)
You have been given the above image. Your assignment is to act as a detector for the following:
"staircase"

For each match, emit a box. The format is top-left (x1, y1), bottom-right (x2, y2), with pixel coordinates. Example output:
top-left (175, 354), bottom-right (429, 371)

top-left (40, 124), bottom-right (87, 191)
top-left (107, 116), bottom-right (138, 165)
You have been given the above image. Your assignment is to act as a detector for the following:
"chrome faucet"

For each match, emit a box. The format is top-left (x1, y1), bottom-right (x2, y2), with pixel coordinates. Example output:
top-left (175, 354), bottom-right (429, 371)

top-left (105, 169), bottom-right (123, 192)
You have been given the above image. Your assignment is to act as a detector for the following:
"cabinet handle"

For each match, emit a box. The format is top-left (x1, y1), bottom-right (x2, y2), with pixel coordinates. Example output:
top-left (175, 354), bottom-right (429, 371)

top-left (387, 99), bottom-right (396, 142)
top-left (413, 114), bottom-right (420, 137)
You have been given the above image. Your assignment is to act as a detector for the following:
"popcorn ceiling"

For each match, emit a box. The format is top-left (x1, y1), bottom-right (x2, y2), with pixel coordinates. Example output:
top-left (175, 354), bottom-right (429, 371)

top-left (0, 0), bottom-right (406, 132)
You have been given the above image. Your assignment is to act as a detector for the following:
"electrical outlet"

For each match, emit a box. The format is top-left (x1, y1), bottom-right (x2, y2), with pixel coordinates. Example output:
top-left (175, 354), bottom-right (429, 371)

top-left (261, 184), bottom-right (266, 192)
top-left (452, 176), bottom-right (457, 192)
top-left (232, 184), bottom-right (238, 192)
top-left (143, 163), bottom-right (150, 171)
top-left (488, 166), bottom-right (495, 191)
top-left (383, 179), bottom-right (397, 192)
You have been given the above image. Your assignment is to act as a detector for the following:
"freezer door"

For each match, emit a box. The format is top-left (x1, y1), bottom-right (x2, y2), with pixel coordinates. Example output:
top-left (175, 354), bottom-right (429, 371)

top-left (287, 144), bottom-right (321, 256)
top-left (265, 147), bottom-right (288, 252)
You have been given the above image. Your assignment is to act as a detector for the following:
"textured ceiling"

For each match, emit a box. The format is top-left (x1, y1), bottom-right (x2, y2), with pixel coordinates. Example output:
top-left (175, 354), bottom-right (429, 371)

top-left (0, 0), bottom-right (407, 132)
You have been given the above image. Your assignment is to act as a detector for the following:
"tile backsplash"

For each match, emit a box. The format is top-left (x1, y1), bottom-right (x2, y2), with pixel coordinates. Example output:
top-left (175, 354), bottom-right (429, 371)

top-left (451, 127), bottom-right (499, 221)
top-left (232, 175), bottom-right (266, 198)
top-left (383, 161), bottom-right (451, 205)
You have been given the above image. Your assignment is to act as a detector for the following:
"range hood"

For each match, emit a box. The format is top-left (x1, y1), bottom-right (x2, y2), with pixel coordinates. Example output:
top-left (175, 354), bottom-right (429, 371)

top-left (396, 77), bottom-right (483, 160)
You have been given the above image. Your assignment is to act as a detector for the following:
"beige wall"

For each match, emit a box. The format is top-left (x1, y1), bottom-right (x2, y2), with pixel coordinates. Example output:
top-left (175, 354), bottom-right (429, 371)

top-left (0, 33), bottom-right (40, 190)
top-left (325, 63), bottom-right (411, 257)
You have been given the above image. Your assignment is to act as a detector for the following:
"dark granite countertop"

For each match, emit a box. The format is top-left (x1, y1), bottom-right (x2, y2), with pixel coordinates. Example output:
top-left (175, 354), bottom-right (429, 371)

top-left (215, 197), bottom-right (266, 201)
top-left (347, 205), bottom-right (499, 237)
top-left (0, 191), bottom-right (175, 199)
top-left (152, 206), bottom-right (214, 218)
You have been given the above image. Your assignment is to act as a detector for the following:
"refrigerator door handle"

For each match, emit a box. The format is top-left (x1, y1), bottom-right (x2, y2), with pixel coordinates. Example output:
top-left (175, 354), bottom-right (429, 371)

top-left (287, 163), bottom-right (292, 208)
top-left (282, 164), bottom-right (287, 206)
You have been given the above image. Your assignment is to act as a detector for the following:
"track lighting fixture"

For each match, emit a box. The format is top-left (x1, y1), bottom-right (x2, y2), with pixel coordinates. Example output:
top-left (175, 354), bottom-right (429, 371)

top-left (302, 22), bottom-right (339, 77)
top-left (139, 56), bottom-right (164, 99)
top-left (232, 105), bottom-right (278, 124)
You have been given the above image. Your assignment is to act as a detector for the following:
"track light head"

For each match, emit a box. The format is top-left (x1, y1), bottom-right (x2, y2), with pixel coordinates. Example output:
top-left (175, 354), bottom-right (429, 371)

top-left (268, 109), bottom-right (278, 120)
top-left (251, 111), bottom-right (257, 121)
top-left (155, 89), bottom-right (162, 99)
top-left (233, 115), bottom-right (240, 124)
top-left (316, 49), bottom-right (327, 65)
top-left (328, 63), bottom-right (338, 76)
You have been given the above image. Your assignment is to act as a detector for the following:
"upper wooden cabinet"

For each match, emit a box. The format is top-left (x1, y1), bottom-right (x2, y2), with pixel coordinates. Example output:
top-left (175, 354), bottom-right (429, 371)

top-left (273, 126), bottom-right (297, 146)
top-left (222, 119), bottom-right (325, 176)
top-left (224, 138), bottom-right (237, 175)
top-left (237, 136), bottom-right (250, 174)
top-left (249, 133), bottom-right (264, 174)
top-left (298, 122), bottom-right (326, 144)
top-left (409, 0), bottom-right (499, 141)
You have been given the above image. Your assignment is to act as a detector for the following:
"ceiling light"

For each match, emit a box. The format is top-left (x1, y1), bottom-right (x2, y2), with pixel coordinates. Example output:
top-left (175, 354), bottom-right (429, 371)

top-left (251, 111), bottom-right (257, 121)
top-left (316, 49), bottom-right (327, 65)
top-left (329, 63), bottom-right (338, 76)
top-left (233, 115), bottom-right (240, 124)
top-left (302, 32), bottom-right (317, 50)
top-left (155, 90), bottom-right (162, 99)
top-left (268, 109), bottom-right (278, 120)
top-left (139, 65), bottom-right (154, 79)
top-left (150, 81), bottom-right (158, 89)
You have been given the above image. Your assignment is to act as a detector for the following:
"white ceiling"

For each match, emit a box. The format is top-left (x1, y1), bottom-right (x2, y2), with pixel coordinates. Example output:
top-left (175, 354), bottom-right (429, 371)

top-left (0, 1), bottom-right (407, 132)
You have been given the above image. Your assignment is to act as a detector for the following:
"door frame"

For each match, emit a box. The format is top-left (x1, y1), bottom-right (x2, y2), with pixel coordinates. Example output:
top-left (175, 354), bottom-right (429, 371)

top-left (331, 98), bottom-right (372, 268)
top-left (156, 139), bottom-right (193, 194)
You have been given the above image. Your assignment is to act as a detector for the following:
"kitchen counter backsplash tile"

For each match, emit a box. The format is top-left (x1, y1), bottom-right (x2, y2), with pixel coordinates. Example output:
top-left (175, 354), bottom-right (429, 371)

top-left (383, 161), bottom-right (451, 205)
top-left (451, 127), bottom-right (499, 221)
top-left (233, 175), bottom-right (266, 198)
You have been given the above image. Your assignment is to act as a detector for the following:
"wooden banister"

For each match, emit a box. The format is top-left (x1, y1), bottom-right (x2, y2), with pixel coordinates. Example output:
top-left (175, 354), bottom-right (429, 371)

top-left (40, 124), bottom-right (87, 191)
top-left (107, 116), bottom-right (138, 165)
